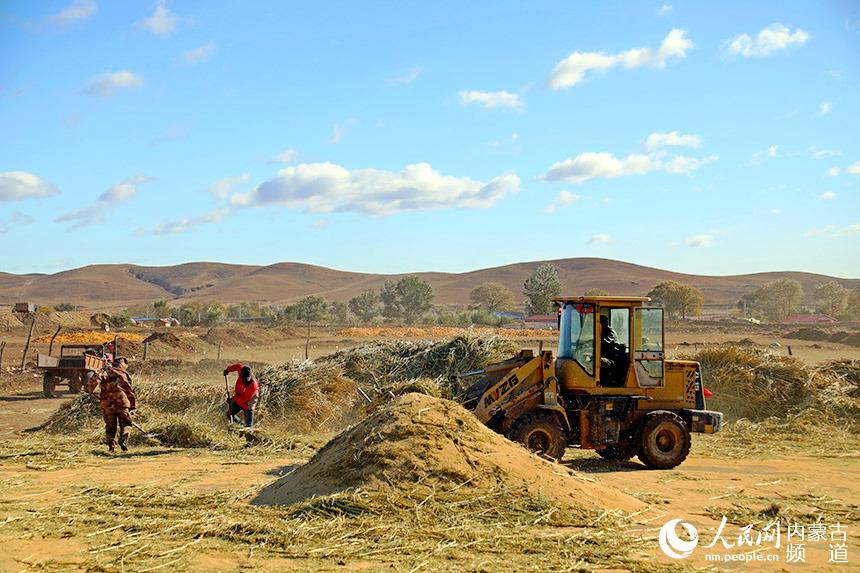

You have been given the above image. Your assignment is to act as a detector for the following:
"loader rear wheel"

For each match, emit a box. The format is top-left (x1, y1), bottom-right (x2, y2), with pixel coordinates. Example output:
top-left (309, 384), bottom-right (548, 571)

top-left (596, 443), bottom-right (636, 461)
top-left (43, 374), bottom-right (57, 398)
top-left (636, 412), bottom-right (690, 469)
top-left (507, 412), bottom-right (566, 460)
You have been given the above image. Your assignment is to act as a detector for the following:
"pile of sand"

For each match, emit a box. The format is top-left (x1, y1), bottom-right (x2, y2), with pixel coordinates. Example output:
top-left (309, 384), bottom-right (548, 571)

top-left (786, 328), bottom-right (860, 347)
top-left (254, 393), bottom-right (643, 512)
top-left (143, 332), bottom-right (195, 353)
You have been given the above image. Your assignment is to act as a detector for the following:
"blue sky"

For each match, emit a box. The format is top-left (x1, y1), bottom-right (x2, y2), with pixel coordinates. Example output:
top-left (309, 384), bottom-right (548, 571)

top-left (1, 1), bottom-right (858, 277)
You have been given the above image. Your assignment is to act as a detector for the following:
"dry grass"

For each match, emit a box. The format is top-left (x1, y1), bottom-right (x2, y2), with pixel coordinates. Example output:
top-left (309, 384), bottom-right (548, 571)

top-left (0, 478), bottom-right (695, 572)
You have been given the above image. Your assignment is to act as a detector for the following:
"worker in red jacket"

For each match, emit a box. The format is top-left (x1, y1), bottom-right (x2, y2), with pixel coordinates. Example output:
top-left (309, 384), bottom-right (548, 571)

top-left (223, 363), bottom-right (259, 427)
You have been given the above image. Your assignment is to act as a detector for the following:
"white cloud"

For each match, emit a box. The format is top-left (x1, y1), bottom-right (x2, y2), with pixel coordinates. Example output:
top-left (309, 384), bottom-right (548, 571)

top-left (138, 0), bottom-right (178, 36)
top-left (804, 224), bottom-right (859, 238)
top-left (548, 29), bottom-right (692, 89)
top-left (311, 219), bottom-right (327, 229)
top-left (153, 208), bottom-right (230, 235)
top-left (825, 167), bottom-right (840, 177)
top-left (820, 101), bottom-right (833, 115)
top-left (0, 172), bottom-right (58, 202)
top-left (727, 23), bottom-right (809, 58)
top-left (685, 234), bottom-right (713, 247)
top-left (388, 65), bottom-right (422, 86)
top-left (50, 0), bottom-right (97, 23)
top-left (459, 90), bottom-right (523, 110)
top-left (663, 154), bottom-right (718, 173)
top-left (267, 149), bottom-right (299, 165)
top-left (847, 161), bottom-right (860, 174)
top-left (808, 147), bottom-right (843, 158)
top-left (819, 191), bottom-right (836, 200)
top-left (542, 140), bottom-right (716, 183)
top-left (207, 174), bottom-right (249, 199)
top-left (544, 152), bottom-right (654, 183)
top-left (56, 175), bottom-right (150, 229)
top-left (544, 190), bottom-right (581, 214)
top-left (176, 42), bottom-right (215, 65)
top-left (770, 208), bottom-right (782, 215)
top-left (587, 234), bottom-right (611, 244)
top-left (329, 119), bottom-right (356, 144)
top-left (82, 71), bottom-right (143, 97)
top-left (656, 4), bottom-right (673, 17)
top-left (0, 212), bottom-right (34, 234)
top-left (230, 162), bottom-right (520, 216)
top-left (750, 144), bottom-right (779, 165)
top-left (645, 130), bottom-right (701, 151)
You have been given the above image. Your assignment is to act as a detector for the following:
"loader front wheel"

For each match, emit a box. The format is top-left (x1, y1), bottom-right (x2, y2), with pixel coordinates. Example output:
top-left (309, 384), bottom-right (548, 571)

top-left (42, 374), bottom-right (57, 398)
top-left (636, 412), bottom-right (690, 469)
top-left (507, 412), bottom-right (566, 461)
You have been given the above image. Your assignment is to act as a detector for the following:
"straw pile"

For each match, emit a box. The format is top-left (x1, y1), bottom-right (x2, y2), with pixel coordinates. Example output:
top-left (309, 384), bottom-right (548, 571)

top-left (255, 392), bottom-right (644, 513)
top-left (323, 334), bottom-right (518, 389)
top-left (692, 346), bottom-right (810, 421)
top-left (338, 326), bottom-right (555, 338)
top-left (257, 360), bottom-right (358, 432)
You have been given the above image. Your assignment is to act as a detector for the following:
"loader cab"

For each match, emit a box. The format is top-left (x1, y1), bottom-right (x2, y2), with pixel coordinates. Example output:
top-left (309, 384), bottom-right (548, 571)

top-left (555, 296), bottom-right (664, 391)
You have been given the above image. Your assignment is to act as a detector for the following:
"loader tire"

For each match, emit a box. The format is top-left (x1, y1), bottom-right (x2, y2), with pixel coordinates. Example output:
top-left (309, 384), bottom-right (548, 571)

top-left (636, 411), bottom-right (690, 470)
top-left (596, 443), bottom-right (636, 461)
top-left (43, 374), bottom-right (57, 398)
top-left (507, 411), bottom-right (566, 461)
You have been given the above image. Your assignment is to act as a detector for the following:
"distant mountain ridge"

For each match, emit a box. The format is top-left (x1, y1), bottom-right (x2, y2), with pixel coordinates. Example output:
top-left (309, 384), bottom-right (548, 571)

top-left (0, 258), bottom-right (856, 310)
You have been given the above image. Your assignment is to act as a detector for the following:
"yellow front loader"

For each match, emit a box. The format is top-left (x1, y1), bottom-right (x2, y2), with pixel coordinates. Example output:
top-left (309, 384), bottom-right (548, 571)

top-left (457, 296), bottom-right (722, 469)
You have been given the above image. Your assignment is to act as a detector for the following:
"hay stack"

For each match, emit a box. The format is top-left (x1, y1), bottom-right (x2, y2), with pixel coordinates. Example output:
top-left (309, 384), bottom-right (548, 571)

top-left (258, 360), bottom-right (358, 432)
top-left (323, 334), bottom-right (518, 390)
top-left (254, 393), bottom-right (643, 512)
top-left (691, 347), bottom-right (810, 421)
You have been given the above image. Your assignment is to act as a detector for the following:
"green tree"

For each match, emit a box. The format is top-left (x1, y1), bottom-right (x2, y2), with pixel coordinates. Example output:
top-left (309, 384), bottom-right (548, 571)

top-left (380, 276), bottom-right (434, 324)
top-left (814, 281), bottom-right (848, 317)
top-left (744, 279), bottom-right (804, 321)
top-left (329, 301), bottom-right (348, 323)
top-left (53, 302), bottom-right (75, 312)
top-left (647, 281), bottom-right (705, 319)
top-left (469, 283), bottom-right (515, 312)
top-left (844, 289), bottom-right (860, 321)
top-left (294, 296), bottom-right (330, 359)
top-left (349, 289), bottom-right (381, 324)
top-left (153, 300), bottom-right (171, 318)
top-left (110, 311), bottom-right (132, 328)
top-left (523, 264), bottom-right (562, 315)
top-left (582, 288), bottom-right (608, 296)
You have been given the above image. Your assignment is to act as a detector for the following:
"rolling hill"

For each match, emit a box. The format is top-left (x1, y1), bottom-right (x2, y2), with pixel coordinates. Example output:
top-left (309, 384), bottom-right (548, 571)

top-left (0, 258), bottom-right (856, 310)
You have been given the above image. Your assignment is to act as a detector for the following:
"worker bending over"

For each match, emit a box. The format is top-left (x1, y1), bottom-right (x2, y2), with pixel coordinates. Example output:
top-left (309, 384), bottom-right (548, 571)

top-left (223, 363), bottom-right (259, 427)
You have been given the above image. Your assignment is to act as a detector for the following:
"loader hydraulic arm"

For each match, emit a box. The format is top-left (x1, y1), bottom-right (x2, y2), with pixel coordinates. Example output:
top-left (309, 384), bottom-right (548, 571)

top-left (472, 352), bottom-right (550, 424)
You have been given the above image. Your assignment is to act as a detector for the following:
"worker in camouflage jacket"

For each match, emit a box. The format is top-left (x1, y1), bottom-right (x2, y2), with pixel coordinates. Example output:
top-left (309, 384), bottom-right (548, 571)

top-left (84, 357), bottom-right (136, 452)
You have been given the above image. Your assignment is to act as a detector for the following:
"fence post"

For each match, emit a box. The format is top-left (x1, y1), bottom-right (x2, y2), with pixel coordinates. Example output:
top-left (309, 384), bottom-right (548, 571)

top-left (143, 342), bottom-right (149, 361)
top-left (0, 341), bottom-right (5, 369)
top-left (21, 318), bottom-right (36, 369)
top-left (218, 341), bottom-right (222, 361)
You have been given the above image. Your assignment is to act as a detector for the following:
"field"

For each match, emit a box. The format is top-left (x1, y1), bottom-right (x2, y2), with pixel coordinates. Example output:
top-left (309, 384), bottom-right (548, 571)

top-left (0, 319), bottom-right (858, 572)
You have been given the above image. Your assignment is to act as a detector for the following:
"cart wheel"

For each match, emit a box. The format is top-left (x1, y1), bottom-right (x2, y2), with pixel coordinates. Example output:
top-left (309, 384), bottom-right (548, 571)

top-left (68, 373), bottom-right (84, 394)
top-left (43, 374), bottom-right (57, 398)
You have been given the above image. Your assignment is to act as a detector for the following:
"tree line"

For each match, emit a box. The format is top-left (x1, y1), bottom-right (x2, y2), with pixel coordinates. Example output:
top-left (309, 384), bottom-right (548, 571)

top-left (94, 264), bottom-right (860, 327)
